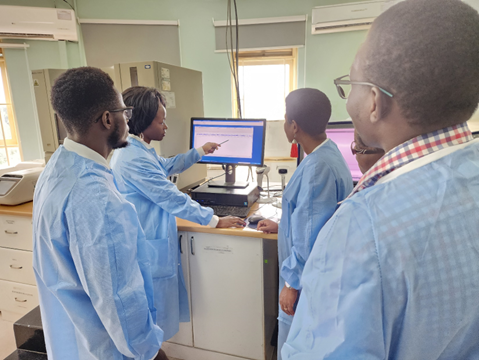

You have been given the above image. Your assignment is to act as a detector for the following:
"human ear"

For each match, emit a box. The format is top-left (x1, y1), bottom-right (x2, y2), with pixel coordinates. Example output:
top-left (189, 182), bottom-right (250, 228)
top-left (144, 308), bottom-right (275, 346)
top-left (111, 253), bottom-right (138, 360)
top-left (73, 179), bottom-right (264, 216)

top-left (101, 112), bottom-right (113, 130)
top-left (370, 87), bottom-right (392, 124)
top-left (291, 119), bottom-right (299, 136)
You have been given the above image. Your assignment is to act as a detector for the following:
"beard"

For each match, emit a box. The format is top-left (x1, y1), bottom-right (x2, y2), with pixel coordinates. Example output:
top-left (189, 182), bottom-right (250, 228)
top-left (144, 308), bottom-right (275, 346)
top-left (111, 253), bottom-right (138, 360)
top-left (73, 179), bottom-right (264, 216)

top-left (108, 122), bottom-right (129, 149)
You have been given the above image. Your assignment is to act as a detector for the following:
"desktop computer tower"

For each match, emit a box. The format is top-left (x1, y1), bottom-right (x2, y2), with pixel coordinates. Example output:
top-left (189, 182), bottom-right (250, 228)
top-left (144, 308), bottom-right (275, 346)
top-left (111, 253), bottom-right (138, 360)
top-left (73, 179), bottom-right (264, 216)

top-left (105, 61), bottom-right (207, 190)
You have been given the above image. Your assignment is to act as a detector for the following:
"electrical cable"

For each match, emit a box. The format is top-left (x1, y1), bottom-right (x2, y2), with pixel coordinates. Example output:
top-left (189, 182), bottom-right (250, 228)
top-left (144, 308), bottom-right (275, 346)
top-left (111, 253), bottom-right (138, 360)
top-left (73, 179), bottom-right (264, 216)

top-left (203, 172), bottom-right (227, 186)
top-left (225, 0), bottom-right (242, 119)
top-left (62, 0), bottom-right (74, 10)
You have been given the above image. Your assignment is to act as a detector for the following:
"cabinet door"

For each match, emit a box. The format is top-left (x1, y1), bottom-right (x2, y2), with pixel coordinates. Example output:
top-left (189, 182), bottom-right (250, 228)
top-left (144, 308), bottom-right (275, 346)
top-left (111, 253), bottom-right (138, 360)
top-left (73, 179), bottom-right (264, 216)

top-left (0, 279), bottom-right (39, 317)
top-left (189, 232), bottom-right (264, 360)
top-left (0, 247), bottom-right (35, 285)
top-left (0, 215), bottom-right (33, 251)
top-left (167, 231), bottom-right (193, 346)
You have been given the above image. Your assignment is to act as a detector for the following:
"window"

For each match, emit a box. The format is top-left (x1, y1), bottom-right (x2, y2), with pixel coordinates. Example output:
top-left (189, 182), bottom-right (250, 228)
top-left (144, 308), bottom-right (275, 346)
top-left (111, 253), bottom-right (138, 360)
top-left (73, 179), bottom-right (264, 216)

top-left (233, 48), bottom-right (297, 120)
top-left (0, 49), bottom-right (22, 167)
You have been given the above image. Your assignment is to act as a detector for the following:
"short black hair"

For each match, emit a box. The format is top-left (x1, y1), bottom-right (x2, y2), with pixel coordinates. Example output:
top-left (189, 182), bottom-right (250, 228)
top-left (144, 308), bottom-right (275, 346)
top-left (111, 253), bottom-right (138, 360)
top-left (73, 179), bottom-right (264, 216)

top-left (364, 0), bottom-right (479, 128)
top-left (122, 86), bottom-right (166, 136)
top-left (51, 67), bottom-right (119, 135)
top-left (285, 88), bottom-right (331, 136)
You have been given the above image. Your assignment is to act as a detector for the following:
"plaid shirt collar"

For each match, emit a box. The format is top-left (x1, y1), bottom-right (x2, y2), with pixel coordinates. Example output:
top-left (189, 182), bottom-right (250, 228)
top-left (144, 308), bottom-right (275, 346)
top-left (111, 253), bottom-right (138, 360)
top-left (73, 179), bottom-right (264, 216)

top-left (348, 122), bottom-right (474, 198)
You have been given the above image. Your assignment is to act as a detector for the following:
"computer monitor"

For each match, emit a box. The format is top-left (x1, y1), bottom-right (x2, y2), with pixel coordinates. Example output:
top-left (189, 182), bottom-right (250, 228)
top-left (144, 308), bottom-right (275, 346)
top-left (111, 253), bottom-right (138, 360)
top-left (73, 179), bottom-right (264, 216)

top-left (325, 121), bottom-right (362, 182)
top-left (190, 118), bottom-right (266, 188)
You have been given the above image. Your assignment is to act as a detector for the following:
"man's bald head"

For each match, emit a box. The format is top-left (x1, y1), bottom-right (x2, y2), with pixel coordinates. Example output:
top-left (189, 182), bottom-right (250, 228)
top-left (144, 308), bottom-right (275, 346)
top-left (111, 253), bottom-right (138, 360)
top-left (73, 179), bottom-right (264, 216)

top-left (362, 0), bottom-right (479, 129)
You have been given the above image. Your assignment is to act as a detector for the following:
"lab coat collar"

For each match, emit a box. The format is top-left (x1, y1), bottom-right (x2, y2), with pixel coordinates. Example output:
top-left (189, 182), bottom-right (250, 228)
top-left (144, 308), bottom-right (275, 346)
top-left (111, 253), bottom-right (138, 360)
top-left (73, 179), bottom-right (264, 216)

top-left (376, 138), bottom-right (479, 185)
top-left (311, 138), bottom-right (330, 154)
top-left (63, 138), bottom-right (110, 170)
top-left (129, 134), bottom-right (155, 150)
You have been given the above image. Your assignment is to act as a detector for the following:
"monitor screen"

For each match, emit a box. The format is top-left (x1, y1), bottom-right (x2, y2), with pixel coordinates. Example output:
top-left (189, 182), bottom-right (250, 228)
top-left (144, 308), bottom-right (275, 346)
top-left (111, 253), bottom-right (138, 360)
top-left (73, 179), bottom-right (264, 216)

top-left (191, 118), bottom-right (266, 166)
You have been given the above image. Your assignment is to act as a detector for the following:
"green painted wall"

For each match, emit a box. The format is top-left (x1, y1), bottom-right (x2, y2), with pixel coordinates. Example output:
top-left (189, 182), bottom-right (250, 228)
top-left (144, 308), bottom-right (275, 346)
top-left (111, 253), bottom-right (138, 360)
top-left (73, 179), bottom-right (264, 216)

top-left (76, 0), bottom-right (367, 120)
top-left (0, 0), bottom-right (367, 159)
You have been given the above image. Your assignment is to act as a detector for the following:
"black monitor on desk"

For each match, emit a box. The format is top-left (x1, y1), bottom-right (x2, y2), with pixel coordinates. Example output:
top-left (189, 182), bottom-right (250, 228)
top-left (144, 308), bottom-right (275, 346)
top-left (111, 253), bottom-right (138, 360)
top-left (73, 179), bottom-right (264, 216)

top-left (190, 118), bottom-right (266, 188)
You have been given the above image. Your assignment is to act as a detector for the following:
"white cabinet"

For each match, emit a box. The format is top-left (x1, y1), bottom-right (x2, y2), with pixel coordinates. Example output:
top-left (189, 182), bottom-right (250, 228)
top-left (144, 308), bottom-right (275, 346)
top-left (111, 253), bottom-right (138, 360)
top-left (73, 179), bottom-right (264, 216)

top-left (168, 231), bottom-right (194, 347)
top-left (164, 231), bottom-right (278, 360)
top-left (0, 214), bottom-right (38, 322)
top-left (0, 247), bottom-right (35, 285)
top-left (0, 279), bottom-right (39, 319)
top-left (0, 214), bottom-right (34, 251)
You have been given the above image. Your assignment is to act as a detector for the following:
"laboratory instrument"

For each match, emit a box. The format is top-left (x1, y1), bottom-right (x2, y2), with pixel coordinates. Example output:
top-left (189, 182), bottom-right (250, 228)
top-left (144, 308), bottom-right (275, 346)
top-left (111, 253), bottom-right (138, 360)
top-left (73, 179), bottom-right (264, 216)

top-left (278, 168), bottom-right (288, 190)
top-left (0, 167), bottom-right (44, 205)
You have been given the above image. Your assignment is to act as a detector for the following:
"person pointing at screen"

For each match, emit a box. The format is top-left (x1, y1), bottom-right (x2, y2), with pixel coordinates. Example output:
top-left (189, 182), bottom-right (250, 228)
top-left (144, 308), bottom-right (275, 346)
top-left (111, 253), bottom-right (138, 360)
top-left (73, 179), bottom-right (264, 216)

top-left (110, 86), bottom-right (245, 341)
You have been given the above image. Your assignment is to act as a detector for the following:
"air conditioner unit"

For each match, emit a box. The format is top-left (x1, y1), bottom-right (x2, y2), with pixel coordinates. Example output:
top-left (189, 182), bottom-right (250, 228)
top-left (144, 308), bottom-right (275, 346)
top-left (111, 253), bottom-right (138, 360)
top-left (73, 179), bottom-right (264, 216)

top-left (312, 1), bottom-right (386, 35)
top-left (0, 5), bottom-right (78, 41)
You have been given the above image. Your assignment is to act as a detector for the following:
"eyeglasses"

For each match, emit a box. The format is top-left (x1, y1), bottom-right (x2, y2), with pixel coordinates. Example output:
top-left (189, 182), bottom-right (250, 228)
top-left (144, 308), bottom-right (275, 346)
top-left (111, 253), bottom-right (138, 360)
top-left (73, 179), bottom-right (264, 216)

top-left (95, 107), bottom-right (134, 122)
top-left (350, 141), bottom-right (384, 155)
top-left (334, 75), bottom-right (393, 100)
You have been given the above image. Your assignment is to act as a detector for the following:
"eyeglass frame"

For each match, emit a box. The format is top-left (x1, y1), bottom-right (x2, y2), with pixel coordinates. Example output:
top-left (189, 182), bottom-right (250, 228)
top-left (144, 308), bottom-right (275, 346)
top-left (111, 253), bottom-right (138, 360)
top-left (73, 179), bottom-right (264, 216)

top-left (350, 140), bottom-right (384, 155)
top-left (94, 107), bottom-right (134, 123)
top-left (334, 75), bottom-right (393, 100)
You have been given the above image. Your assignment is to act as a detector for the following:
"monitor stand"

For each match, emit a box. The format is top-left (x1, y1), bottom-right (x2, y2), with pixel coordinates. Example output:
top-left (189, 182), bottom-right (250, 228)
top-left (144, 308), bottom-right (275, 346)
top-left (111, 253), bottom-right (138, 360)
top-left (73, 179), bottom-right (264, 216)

top-left (208, 164), bottom-right (249, 189)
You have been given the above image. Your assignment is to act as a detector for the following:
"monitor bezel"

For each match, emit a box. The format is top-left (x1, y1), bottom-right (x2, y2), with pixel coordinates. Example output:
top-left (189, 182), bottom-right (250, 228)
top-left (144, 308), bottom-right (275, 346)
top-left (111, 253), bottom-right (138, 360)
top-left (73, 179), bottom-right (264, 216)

top-left (326, 120), bottom-right (354, 130)
top-left (190, 117), bottom-right (267, 167)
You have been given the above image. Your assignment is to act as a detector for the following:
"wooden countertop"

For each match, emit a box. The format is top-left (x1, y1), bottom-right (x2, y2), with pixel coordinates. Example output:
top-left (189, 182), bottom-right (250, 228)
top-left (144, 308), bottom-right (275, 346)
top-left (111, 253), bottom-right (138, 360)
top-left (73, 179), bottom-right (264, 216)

top-left (0, 202), bottom-right (279, 240)
top-left (178, 203), bottom-right (280, 240)
top-left (0, 201), bottom-right (33, 216)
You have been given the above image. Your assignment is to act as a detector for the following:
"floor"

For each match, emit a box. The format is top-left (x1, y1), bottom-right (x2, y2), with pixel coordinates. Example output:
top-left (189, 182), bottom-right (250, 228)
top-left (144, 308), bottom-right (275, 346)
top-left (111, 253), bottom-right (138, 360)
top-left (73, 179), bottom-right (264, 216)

top-left (0, 316), bottom-right (17, 359)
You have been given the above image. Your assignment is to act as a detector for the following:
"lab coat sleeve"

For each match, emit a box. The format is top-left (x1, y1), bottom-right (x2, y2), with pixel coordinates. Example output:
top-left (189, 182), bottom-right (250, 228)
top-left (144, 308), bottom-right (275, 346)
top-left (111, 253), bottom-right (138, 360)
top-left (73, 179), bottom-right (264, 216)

top-left (66, 184), bottom-right (163, 360)
top-left (128, 156), bottom-right (213, 225)
top-left (280, 163), bottom-right (339, 290)
top-left (160, 148), bottom-right (201, 176)
top-left (281, 201), bottom-right (385, 360)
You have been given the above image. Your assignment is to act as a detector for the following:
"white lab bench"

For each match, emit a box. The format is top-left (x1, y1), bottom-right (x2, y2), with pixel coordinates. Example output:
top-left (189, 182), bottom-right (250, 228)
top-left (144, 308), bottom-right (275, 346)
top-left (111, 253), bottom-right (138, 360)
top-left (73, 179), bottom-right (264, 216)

top-left (0, 202), bottom-right (279, 360)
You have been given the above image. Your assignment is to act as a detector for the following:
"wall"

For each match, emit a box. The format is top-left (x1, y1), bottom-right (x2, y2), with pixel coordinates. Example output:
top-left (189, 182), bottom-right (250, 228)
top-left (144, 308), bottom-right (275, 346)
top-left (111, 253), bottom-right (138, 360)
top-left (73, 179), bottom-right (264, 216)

top-left (76, 0), bottom-right (366, 120)
top-left (0, 0), bottom-right (84, 160)
top-left (0, 0), bottom-right (367, 160)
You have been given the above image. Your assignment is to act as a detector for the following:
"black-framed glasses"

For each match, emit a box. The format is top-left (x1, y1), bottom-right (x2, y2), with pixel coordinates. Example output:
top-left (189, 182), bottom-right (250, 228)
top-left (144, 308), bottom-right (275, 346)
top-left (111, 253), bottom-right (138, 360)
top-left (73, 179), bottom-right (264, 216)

top-left (334, 75), bottom-right (393, 100)
top-left (95, 107), bottom-right (134, 122)
top-left (351, 141), bottom-right (384, 155)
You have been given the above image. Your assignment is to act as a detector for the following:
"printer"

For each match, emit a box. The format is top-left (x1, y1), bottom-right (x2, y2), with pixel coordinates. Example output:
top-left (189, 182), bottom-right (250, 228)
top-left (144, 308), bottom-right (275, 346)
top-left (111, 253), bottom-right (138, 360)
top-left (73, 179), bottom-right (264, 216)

top-left (0, 167), bottom-right (44, 205)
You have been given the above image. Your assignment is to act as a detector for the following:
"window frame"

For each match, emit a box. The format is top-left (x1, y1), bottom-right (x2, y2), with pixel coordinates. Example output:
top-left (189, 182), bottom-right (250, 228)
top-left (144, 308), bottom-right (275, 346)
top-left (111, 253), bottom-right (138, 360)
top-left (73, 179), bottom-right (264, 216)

top-left (0, 48), bottom-right (22, 166)
top-left (231, 48), bottom-right (298, 119)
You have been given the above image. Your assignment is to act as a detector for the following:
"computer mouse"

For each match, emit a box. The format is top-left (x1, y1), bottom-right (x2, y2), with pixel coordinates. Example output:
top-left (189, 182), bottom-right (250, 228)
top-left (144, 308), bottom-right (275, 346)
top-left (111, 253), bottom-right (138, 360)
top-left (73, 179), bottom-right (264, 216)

top-left (248, 215), bottom-right (266, 225)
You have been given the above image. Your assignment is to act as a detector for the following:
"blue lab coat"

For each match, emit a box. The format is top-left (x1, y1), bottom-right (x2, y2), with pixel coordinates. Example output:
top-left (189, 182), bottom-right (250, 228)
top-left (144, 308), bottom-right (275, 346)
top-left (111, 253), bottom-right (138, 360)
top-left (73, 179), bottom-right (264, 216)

top-left (282, 139), bottom-right (479, 359)
top-left (33, 146), bottom-right (163, 360)
top-left (278, 139), bottom-right (353, 326)
top-left (111, 137), bottom-right (214, 340)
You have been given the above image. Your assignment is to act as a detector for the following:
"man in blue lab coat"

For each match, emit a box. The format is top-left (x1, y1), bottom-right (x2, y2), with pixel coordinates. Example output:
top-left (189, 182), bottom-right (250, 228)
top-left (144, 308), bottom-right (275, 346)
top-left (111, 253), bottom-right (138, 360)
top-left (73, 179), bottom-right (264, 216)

top-left (257, 88), bottom-right (353, 359)
top-left (282, 0), bottom-right (479, 359)
top-left (33, 67), bottom-right (166, 359)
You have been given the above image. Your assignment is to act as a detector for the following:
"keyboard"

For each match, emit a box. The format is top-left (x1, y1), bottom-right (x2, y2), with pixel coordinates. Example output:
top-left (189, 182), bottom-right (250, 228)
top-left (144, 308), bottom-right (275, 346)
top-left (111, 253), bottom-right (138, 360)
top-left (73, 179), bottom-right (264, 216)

top-left (209, 205), bottom-right (250, 218)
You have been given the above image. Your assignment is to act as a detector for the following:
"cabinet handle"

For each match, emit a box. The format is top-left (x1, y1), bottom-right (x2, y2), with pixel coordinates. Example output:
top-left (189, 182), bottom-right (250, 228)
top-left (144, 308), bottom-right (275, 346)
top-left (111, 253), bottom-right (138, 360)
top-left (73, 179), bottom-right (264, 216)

top-left (190, 236), bottom-right (195, 255)
top-left (179, 235), bottom-right (183, 254)
top-left (5, 230), bottom-right (18, 235)
top-left (10, 265), bottom-right (23, 270)
top-left (15, 298), bottom-right (27, 303)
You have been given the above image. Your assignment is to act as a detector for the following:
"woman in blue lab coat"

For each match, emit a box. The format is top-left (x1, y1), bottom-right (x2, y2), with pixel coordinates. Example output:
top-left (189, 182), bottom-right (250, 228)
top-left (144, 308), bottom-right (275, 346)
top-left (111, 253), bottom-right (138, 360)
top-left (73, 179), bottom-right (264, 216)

top-left (257, 88), bottom-right (353, 359)
top-left (111, 86), bottom-right (245, 340)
